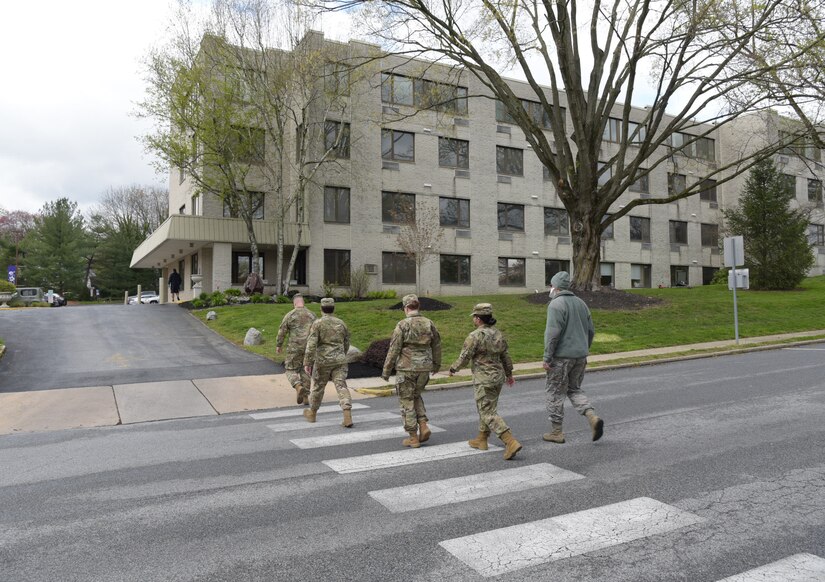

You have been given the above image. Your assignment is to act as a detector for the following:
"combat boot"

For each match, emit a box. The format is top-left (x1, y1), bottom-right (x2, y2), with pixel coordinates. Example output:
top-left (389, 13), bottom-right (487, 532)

top-left (500, 430), bottom-right (522, 460)
top-left (402, 431), bottom-right (421, 448)
top-left (468, 430), bottom-right (490, 451)
top-left (342, 409), bottom-right (353, 428)
top-left (418, 419), bottom-right (432, 443)
top-left (585, 409), bottom-right (604, 442)
top-left (295, 384), bottom-right (304, 405)
top-left (542, 423), bottom-right (565, 443)
top-left (303, 408), bottom-right (317, 423)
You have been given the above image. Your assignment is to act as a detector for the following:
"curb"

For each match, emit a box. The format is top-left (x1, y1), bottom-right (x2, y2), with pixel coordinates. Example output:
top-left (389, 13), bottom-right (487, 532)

top-left (355, 336), bottom-right (825, 396)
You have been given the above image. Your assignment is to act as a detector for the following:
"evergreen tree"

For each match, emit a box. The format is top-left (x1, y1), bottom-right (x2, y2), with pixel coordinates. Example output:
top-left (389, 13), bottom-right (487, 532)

top-left (22, 198), bottom-right (91, 295)
top-left (723, 159), bottom-right (814, 290)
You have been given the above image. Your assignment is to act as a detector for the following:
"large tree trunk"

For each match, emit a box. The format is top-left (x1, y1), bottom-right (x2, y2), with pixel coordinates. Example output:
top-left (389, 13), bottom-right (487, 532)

top-left (569, 210), bottom-right (602, 291)
top-left (275, 219), bottom-right (285, 296)
top-left (282, 222), bottom-right (303, 296)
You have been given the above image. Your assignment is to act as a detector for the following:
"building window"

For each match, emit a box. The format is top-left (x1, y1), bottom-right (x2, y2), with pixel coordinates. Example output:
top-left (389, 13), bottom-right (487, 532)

top-left (702, 266), bottom-right (719, 285)
top-left (438, 137), bottom-right (469, 169)
top-left (668, 173), bottom-right (686, 196)
top-left (382, 129), bottom-right (415, 162)
top-left (382, 191), bottom-right (415, 224)
top-left (699, 179), bottom-right (717, 202)
top-left (603, 118), bottom-right (646, 144)
top-left (600, 262), bottom-right (615, 287)
top-left (495, 99), bottom-right (563, 129)
top-left (544, 207), bottom-right (569, 236)
top-left (439, 197), bottom-right (470, 228)
top-left (224, 192), bottom-right (264, 220)
top-left (440, 254), bottom-right (471, 285)
top-left (544, 259), bottom-right (570, 286)
top-left (498, 257), bottom-right (526, 286)
top-left (629, 173), bottom-right (649, 193)
top-left (601, 214), bottom-right (614, 240)
top-left (598, 161), bottom-right (612, 186)
top-left (324, 120), bottom-right (350, 159)
top-left (809, 224), bottom-right (825, 246)
top-left (325, 62), bottom-right (350, 95)
top-left (629, 216), bottom-right (651, 243)
top-left (630, 263), bottom-right (651, 288)
top-left (381, 73), bottom-right (468, 114)
top-left (808, 179), bottom-right (823, 204)
top-left (669, 220), bottom-right (688, 245)
top-left (179, 260), bottom-right (186, 290)
top-left (191, 194), bottom-right (200, 216)
top-left (178, 167), bottom-right (185, 185)
top-left (228, 126), bottom-right (265, 164)
top-left (324, 186), bottom-right (350, 224)
top-left (670, 132), bottom-right (715, 161)
top-left (543, 164), bottom-right (552, 181)
top-left (232, 252), bottom-right (264, 285)
top-left (179, 204), bottom-right (186, 215)
top-left (496, 146), bottom-right (523, 176)
top-left (671, 265), bottom-right (689, 286)
top-left (701, 223), bottom-right (719, 247)
top-left (323, 249), bottom-right (351, 285)
top-left (781, 173), bottom-right (796, 197)
top-left (192, 253), bottom-right (199, 276)
top-left (291, 249), bottom-right (308, 286)
top-left (497, 203), bottom-right (525, 231)
top-left (382, 252), bottom-right (416, 284)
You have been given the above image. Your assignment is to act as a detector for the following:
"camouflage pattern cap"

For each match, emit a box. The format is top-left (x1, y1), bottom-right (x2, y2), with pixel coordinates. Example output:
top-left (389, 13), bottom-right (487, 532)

top-left (320, 297), bottom-right (335, 307)
top-left (402, 293), bottom-right (419, 308)
top-left (471, 303), bottom-right (493, 316)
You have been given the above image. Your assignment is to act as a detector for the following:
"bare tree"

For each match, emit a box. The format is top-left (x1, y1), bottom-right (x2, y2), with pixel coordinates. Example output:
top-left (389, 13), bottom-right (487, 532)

top-left (321, 0), bottom-right (821, 289)
top-left (397, 205), bottom-right (444, 295)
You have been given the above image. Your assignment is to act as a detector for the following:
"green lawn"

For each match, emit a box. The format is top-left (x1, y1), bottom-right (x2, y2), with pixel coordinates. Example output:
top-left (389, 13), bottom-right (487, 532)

top-left (192, 275), bottom-right (825, 366)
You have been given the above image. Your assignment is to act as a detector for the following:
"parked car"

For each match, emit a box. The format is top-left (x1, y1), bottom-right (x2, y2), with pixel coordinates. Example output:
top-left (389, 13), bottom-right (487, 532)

top-left (127, 291), bottom-right (160, 305)
top-left (49, 292), bottom-right (67, 307)
top-left (15, 287), bottom-right (45, 305)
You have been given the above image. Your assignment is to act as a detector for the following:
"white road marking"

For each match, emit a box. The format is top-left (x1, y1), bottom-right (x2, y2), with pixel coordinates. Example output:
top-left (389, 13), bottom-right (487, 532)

top-left (783, 348), bottom-right (825, 351)
top-left (369, 463), bottom-right (585, 513)
top-left (290, 425), bottom-right (445, 449)
top-left (716, 553), bottom-right (825, 581)
top-left (250, 402), bottom-right (369, 420)
top-left (265, 411), bottom-right (397, 433)
top-left (439, 497), bottom-right (703, 577)
top-left (323, 441), bottom-right (501, 474)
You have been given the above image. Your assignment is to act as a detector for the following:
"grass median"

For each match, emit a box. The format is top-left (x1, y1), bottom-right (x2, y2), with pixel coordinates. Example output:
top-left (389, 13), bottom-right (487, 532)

top-left (193, 275), bottom-right (825, 366)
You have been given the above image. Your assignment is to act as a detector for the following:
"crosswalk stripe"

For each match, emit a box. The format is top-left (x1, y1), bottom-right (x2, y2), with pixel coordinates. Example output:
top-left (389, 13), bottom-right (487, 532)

top-left (369, 463), bottom-right (585, 513)
top-left (716, 554), bottom-right (825, 581)
top-left (266, 411), bottom-right (397, 433)
top-left (439, 496), bottom-right (703, 577)
top-left (323, 441), bottom-right (501, 474)
top-left (290, 425), bottom-right (446, 449)
top-left (249, 402), bottom-right (369, 420)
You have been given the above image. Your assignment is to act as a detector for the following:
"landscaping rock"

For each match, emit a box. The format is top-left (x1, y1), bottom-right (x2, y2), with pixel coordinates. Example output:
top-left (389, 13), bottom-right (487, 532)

top-left (206, 311), bottom-right (217, 320)
top-left (244, 327), bottom-right (263, 346)
top-left (346, 345), bottom-right (362, 364)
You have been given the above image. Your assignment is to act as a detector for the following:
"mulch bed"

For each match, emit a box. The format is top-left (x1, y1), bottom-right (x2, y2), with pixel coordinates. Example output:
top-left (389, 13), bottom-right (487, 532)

top-left (387, 297), bottom-right (453, 311)
top-left (525, 288), bottom-right (665, 311)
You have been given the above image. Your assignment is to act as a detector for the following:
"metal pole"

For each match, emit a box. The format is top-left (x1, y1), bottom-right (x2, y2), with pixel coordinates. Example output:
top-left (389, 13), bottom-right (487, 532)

top-left (732, 238), bottom-right (739, 344)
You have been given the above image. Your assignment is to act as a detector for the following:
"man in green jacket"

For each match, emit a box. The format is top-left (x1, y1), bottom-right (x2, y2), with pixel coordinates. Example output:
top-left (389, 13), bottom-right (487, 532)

top-left (542, 271), bottom-right (604, 444)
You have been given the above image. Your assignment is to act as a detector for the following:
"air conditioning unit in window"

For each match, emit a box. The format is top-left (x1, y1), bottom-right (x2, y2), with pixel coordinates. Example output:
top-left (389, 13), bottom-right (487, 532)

top-left (454, 118), bottom-right (470, 127)
top-left (778, 155), bottom-right (790, 165)
top-left (364, 264), bottom-right (378, 274)
top-left (455, 169), bottom-right (470, 179)
top-left (496, 125), bottom-right (511, 134)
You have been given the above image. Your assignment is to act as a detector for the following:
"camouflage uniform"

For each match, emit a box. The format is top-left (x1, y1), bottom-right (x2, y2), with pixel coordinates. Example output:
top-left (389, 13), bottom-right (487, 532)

top-left (382, 294), bottom-right (442, 433)
top-left (276, 305), bottom-right (316, 402)
top-left (303, 301), bottom-right (351, 412)
top-left (450, 307), bottom-right (514, 438)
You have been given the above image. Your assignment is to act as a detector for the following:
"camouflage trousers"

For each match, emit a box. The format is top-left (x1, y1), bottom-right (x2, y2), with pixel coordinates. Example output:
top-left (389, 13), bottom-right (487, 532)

top-left (284, 350), bottom-right (310, 401)
top-left (309, 364), bottom-right (351, 411)
top-left (473, 381), bottom-right (509, 437)
top-left (395, 371), bottom-right (430, 433)
top-left (545, 357), bottom-right (592, 425)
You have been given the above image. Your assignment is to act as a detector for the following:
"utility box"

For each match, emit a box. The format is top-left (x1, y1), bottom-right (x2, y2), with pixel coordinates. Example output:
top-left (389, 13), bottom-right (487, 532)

top-left (728, 268), bottom-right (750, 290)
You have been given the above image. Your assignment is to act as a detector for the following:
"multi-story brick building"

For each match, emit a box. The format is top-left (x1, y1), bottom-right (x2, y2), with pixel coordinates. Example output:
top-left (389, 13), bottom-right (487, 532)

top-left (131, 33), bottom-right (825, 300)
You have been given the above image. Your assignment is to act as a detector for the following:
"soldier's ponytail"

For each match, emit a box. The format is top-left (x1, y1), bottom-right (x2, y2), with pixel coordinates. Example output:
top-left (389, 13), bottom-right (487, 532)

top-left (477, 314), bottom-right (496, 326)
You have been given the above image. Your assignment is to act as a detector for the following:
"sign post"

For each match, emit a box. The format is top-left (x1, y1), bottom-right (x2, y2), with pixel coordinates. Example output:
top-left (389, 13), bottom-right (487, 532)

top-left (723, 236), bottom-right (745, 344)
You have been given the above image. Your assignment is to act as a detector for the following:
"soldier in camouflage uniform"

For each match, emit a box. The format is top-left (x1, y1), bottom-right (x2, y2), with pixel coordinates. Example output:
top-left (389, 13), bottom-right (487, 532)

top-left (382, 294), bottom-right (442, 448)
top-left (276, 294), bottom-right (316, 405)
top-left (449, 303), bottom-right (522, 460)
top-left (303, 297), bottom-right (354, 428)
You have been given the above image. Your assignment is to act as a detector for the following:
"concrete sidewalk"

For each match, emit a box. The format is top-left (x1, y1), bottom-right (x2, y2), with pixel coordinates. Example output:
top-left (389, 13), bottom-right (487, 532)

top-left (1, 329), bottom-right (823, 435)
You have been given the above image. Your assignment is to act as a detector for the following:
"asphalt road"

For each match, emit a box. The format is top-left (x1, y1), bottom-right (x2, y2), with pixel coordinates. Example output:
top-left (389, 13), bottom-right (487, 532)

top-left (0, 304), bottom-right (280, 392)
top-left (1, 344), bottom-right (825, 581)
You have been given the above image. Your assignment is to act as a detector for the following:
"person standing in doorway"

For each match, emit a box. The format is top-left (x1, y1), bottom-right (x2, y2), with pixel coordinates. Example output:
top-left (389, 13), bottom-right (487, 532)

top-left (382, 294), bottom-right (442, 449)
top-left (276, 294), bottom-right (316, 405)
top-left (168, 269), bottom-right (182, 302)
top-left (543, 271), bottom-right (604, 444)
top-left (449, 303), bottom-right (522, 460)
top-left (303, 298), bottom-right (354, 428)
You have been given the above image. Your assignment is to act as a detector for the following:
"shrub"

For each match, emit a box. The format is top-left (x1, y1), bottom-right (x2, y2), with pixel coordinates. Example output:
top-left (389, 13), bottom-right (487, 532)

top-left (250, 293), bottom-right (272, 304)
top-left (0, 280), bottom-right (16, 293)
top-left (275, 294), bottom-right (290, 304)
top-left (209, 291), bottom-right (227, 306)
top-left (191, 299), bottom-right (206, 309)
top-left (366, 290), bottom-right (397, 299)
top-left (199, 292), bottom-right (209, 301)
top-left (361, 338), bottom-right (393, 370)
top-left (224, 288), bottom-right (242, 297)
top-left (710, 268), bottom-right (729, 285)
top-left (349, 266), bottom-right (371, 298)
top-left (320, 280), bottom-right (336, 298)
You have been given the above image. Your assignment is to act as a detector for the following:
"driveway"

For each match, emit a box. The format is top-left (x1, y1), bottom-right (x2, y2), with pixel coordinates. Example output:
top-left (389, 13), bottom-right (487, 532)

top-left (0, 304), bottom-right (280, 392)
